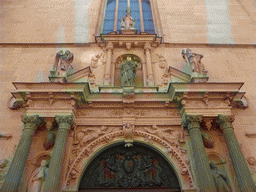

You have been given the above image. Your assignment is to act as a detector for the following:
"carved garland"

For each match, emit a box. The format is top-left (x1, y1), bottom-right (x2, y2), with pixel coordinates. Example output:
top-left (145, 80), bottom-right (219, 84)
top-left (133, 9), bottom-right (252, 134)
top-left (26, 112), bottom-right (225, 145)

top-left (65, 130), bottom-right (194, 189)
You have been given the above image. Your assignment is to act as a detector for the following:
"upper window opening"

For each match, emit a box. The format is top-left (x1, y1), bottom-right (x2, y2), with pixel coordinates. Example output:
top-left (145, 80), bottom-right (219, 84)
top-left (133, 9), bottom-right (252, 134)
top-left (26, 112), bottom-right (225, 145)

top-left (102, 0), bottom-right (155, 34)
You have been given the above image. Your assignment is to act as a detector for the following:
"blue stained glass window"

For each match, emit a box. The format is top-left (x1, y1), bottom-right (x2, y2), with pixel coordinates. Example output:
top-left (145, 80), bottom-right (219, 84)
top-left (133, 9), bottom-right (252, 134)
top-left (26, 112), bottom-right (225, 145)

top-left (103, 0), bottom-right (116, 34)
top-left (142, 0), bottom-right (155, 34)
top-left (117, 0), bottom-right (127, 33)
top-left (102, 0), bottom-right (155, 34)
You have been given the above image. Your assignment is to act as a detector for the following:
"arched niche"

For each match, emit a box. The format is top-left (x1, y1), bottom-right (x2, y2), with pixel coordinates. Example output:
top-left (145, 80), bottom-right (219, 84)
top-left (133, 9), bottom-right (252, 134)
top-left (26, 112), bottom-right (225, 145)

top-left (78, 142), bottom-right (181, 191)
top-left (114, 54), bottom-right (144, 87)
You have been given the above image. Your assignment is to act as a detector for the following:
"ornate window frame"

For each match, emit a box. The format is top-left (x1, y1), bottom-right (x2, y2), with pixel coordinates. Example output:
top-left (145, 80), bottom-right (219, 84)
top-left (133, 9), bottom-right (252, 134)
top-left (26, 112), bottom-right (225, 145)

top-left (95, 0), bottom-right (163, 37)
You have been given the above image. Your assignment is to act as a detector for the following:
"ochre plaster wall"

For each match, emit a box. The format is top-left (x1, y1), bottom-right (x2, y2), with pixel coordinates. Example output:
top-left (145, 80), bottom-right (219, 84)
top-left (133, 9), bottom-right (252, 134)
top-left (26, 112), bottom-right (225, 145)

top-left (1, 0), bottom-right (255, 44)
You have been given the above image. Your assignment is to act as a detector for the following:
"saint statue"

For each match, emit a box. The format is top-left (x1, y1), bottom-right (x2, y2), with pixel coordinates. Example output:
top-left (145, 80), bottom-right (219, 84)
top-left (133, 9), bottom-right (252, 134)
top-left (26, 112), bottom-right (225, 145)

top-left (28, 160), bottom-right (49, 192)
top-left (120, 56), bottom-right (138, 86)
top-left (49, 50), bottom-right (74, 82)
top-left (121, 8), bottom-right (136, 31)
top-left (181, 48), bottom-right (206, 74)
top-left (210, 161), bottom-right (230, 192)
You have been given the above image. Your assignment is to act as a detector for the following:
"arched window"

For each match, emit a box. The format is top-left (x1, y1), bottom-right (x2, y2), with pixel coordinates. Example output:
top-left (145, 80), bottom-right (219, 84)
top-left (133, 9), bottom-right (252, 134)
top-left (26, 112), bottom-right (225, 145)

top-left (100, 0), bottom-right (157, 34)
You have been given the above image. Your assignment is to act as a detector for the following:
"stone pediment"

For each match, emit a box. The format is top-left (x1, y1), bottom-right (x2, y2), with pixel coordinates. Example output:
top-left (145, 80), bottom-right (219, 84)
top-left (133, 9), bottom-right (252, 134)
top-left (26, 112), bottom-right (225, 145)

top-left (66, 66), bottom-right (92, 83)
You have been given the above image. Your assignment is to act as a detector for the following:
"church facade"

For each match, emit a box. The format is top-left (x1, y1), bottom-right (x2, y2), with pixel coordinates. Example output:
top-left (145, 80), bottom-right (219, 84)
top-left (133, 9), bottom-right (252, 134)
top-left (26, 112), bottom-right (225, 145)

top-left (0, 0), bottom-right (256, 191)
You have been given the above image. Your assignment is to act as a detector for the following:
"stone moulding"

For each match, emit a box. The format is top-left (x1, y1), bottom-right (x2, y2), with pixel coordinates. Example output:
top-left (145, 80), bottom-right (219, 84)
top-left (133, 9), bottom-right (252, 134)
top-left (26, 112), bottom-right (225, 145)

top-left (65, 129), bottom-right (194, 191)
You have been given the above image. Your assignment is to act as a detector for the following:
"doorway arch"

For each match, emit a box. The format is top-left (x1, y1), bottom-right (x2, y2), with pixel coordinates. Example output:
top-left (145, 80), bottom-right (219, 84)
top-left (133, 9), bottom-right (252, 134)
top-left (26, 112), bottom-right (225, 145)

top-left (78, 142), bottom-right (181, 191)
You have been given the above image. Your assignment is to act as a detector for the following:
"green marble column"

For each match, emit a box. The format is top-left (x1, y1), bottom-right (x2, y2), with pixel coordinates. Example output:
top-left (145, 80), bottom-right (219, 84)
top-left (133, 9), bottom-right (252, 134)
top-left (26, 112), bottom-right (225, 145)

top-left (182, 115), bottom-right (216, 191)
top-left (217, 114), bottom-right (256, 191)
top-left (42, 115), bottom-right (74, 192)
top-left (0, 115), bottom-right (42, 192)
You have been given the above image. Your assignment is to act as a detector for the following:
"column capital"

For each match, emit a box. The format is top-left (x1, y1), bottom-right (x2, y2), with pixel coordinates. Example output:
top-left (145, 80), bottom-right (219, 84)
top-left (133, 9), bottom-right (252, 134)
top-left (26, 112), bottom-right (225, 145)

top-left (144, 43), bottom-right (152, 52)
top-left (217, 114), bottom-right (234, 130)
top-left (106, 42), bottom-right (113, 50)
top-left (22, 115), bottom-right (43, 131)
top-left (55, 115), bottom-right (74, 130)
top-left (182, 114), bottom-right (202, 131)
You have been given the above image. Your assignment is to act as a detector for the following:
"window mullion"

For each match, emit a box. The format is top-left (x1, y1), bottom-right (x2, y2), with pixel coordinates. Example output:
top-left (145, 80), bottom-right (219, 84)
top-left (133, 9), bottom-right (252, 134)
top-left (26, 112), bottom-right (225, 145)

top-left (113, 0), bottom-right (119, 32)
top-left (138, 0), bottom-right (144, 32)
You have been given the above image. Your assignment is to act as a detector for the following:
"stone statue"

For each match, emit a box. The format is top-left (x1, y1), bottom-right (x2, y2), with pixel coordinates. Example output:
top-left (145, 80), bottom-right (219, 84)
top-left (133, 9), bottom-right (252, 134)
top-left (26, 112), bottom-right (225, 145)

top-left (210, 161), bottom-right (230, 192)
top-left (0, 158), bottom-right (10, 183)
top-left (201, 132), bottom-right (214, 148)
top-left (28, 160), bottom-right (49, 192)
top-left (181, 48), bottom-right (206, 74)
top-left (121, 8), bottom-right (136, 31)
top-left (123, 122), bottom-right (134, 147)
top-left (120, 56), bottom-right (138, 86)
top-left (49, 50), bottom-right (74, 82)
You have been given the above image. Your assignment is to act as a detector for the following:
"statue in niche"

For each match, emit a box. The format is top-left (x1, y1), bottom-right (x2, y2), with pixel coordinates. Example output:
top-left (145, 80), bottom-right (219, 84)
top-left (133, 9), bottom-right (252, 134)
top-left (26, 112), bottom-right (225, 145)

top-left (181, 48), bottom-right (206, 74)
top-left (120, 56), bottom-right (138, 86)
top-left (121, 8), bottom-right (136, 31)
top-left (28, 160), bottom-right (49, 192)
top-left (210, 161), bottom-right (230, 192)
top-left (49, 50), bottom-right (74, 82)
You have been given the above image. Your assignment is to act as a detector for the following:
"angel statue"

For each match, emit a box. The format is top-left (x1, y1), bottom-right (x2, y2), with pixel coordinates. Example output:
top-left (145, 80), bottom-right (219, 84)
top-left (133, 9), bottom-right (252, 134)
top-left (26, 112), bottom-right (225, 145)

top-left (121, 8), bottom-right (136, 31)
top-left (49, 50), bottom-right (74, 82)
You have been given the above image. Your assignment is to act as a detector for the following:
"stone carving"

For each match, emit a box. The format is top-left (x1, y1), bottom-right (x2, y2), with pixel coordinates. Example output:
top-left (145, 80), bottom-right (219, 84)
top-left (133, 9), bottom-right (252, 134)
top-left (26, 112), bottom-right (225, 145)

top-left (81, 126), bottom-right (113, 146)
top-left (90, 53), bottom-right (102, 68)
top-left (120, 56), bottom-right (138, 86)
top-left (247, 157), bottom-right (256, 166)
top-left (66, 129), bottom-right (194, 188)
top-left (156, 54), bottom-right (169, 86)
top-left (0, 134), bottom-right (12, 140)
top-left (143, 125), bottom-right (179, 143)
top-left (49, 50), bottom-right (74, 82)
top-left (0, 158), bottom-right (11, 181)
top-left (123, 123), bottom-right (135, 147)
top-left (210, 161), bottom-right (230, 192)
top-left (55, 115), bottom-right (74, 127)
top-left (81, 146), bottom-right (181, 189)
top-left (28, 160), bottom-right (49, 192)
top-left (43, 129), bottom-right (56, 150)
top-left (22, 115), bottom-right (43, 130)
top-left (201, 132), bottom-right (214, 148)
top-left (121, 8), bottom-right (136, 31)
top-left (182, 48), bottom-right (206, 74)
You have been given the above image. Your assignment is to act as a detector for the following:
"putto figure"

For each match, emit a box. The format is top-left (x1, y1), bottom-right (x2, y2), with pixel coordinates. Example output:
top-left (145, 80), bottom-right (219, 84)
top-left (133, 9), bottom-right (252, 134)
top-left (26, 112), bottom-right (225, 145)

top-left (121, 8), bottom-right (136, 31)
top-left (49, 50), bottom-right (74, 82)
top-left (120, 56), bottom-right (138, 86)
top-left (181, 48), bottom-right (206, 74)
